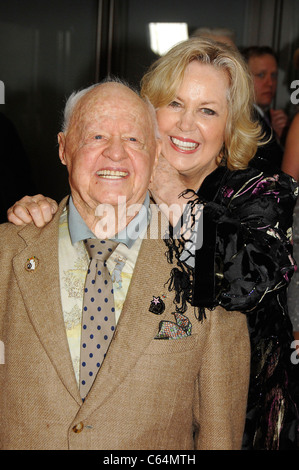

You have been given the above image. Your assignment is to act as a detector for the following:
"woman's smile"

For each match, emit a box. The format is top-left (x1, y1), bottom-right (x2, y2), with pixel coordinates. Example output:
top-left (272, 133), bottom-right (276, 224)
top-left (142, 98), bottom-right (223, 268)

top-left (169, 136), bottom-right (200, 153)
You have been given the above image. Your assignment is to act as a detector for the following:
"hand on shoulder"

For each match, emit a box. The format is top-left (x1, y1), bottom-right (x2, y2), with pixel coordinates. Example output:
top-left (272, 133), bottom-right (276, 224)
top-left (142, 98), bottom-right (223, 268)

top-left (7, 194), bottom-right (58, 227)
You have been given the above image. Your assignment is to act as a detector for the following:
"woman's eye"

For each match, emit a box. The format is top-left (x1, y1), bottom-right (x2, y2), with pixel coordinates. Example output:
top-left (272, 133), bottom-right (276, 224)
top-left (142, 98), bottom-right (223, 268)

top-left (94, 135), bottom-right (103, 140)
top-left (169, 101), bottom-right (182, 108)
top-left (202, 108), bottom-right (216, 116)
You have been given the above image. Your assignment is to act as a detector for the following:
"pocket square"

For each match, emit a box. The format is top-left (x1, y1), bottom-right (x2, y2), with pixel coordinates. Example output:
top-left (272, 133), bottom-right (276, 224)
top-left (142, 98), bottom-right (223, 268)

top-left (155, 312), bottom-right (192, 339)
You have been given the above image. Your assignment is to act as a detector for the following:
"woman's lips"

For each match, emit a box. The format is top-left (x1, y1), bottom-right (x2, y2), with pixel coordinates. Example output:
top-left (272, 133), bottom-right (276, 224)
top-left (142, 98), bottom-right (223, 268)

top-left (169, 136), bottom-right (199, 154)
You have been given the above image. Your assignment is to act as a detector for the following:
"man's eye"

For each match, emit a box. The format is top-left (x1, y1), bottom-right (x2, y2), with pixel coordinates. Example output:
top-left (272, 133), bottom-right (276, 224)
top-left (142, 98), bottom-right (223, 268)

top-left (94, 135), bottom-right (103, 140)
top-left (256, 72), bottom-right (265, 79)
top-left (126, 137), bottom-right (143, 148)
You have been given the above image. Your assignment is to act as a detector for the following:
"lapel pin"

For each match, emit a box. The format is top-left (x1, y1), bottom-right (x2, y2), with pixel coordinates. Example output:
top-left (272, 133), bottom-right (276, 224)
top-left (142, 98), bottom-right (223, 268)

top-left (25, 256), bottom-right (39, 272)
top-left (149, 295), bottom-right (165, 315)
top-left (111, 255), bottom-right (127, 289)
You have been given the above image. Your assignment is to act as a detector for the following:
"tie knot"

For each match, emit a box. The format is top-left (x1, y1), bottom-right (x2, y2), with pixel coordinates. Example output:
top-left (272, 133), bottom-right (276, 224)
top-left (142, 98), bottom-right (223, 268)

top-left (84, 239), bottom-right (117, 262)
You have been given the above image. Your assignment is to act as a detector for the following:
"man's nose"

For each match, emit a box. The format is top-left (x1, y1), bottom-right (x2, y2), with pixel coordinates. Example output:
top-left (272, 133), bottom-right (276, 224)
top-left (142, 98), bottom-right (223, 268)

top-left (265, 74), bottom-right (275, 87)
top-left (102, 137), bottom-right (127, 160)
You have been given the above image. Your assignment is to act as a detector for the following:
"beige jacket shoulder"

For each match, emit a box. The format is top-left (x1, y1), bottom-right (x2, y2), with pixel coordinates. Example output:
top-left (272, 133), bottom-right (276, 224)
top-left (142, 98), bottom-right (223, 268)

top-left (0, 197), bottom-right (250, 450)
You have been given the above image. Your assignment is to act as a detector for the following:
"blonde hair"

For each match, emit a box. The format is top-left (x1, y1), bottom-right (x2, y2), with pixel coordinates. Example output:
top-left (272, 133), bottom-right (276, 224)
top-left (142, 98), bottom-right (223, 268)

top-left (141, 37), bottom-right (262, 170)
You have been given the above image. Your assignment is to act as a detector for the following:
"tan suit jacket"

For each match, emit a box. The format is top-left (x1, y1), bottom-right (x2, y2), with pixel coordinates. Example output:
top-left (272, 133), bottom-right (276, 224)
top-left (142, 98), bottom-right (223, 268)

top-left (0, 197), bottom-right (250, 450)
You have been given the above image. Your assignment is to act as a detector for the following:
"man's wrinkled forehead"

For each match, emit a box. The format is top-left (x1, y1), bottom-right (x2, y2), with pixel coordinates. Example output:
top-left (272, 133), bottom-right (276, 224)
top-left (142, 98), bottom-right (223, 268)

top-left (71, 83), bottom-right (153, 135)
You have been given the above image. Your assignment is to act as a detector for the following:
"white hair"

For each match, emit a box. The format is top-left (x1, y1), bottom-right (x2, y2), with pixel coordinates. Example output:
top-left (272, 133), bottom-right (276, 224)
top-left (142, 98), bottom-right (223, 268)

top-left (61, 78), bottom-right (160, 140)
top-left (61, 84), bottom-right (97, 133)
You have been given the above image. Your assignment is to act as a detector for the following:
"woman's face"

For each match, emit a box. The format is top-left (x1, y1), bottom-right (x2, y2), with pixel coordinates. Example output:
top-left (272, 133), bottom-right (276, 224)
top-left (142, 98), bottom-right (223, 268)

top-left (156, 61), bottom-right (229, 188)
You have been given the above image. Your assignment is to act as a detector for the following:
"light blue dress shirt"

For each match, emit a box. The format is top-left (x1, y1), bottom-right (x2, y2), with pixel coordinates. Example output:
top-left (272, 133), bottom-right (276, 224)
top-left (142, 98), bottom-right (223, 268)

top-left (68, 192), bottom-right (151, 247)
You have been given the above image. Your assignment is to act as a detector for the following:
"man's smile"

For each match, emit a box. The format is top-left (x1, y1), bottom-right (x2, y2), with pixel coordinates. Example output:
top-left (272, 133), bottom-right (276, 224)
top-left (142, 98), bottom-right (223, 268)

top-left (96, 169), bottom-right (129, 179)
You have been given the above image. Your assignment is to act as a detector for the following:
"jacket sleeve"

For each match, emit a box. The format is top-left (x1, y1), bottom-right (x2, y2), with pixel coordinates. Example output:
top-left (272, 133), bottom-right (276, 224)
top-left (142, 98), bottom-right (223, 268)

top-left (192, 170), bottom-right (298, 312)
top-left (194, 307), bottom-right (250, 449)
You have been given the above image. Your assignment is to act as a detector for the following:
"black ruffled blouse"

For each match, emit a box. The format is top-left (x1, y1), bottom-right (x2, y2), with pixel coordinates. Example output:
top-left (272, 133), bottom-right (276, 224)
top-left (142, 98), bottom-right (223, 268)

top-left (193, 165), bottom-right (296, 311)
top-left (167, 165), bottom-right (299, 450)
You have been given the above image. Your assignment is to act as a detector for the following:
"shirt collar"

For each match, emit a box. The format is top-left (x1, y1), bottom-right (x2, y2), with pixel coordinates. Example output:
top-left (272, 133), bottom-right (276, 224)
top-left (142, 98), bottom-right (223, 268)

top-left (254, 103), bottom-right (268, 118)
top-left (68, 193), bottom-right (150, 248)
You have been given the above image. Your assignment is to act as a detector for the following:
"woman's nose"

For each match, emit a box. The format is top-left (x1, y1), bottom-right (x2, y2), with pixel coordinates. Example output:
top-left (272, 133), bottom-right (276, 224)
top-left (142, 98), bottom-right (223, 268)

top-left (177, 109), bottom-right (196, 132)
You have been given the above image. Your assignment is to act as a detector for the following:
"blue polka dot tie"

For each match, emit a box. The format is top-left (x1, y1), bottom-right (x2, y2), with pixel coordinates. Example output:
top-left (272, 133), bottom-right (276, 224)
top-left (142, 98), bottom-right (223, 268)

top-left (80, 238), bottom-right (117, 400)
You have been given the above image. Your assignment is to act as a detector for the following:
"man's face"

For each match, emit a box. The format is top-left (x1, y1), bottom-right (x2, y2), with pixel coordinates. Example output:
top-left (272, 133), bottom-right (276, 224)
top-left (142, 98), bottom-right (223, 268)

top-left (58, 83), bottom-right (159, 226)
top-left (248, 54), bottom-right (278, 110)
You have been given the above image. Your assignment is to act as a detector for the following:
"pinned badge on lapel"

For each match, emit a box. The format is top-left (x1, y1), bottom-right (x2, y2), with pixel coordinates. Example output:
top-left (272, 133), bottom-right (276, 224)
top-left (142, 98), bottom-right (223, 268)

top-left (25, 256), bottom-right (39, 272)
top-left (149, 295), bottom-right (165, 315)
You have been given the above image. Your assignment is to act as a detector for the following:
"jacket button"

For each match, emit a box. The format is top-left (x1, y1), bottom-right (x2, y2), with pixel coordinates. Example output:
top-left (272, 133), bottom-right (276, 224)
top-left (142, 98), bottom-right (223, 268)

top-left (72, 422), bottom-right (84, 433)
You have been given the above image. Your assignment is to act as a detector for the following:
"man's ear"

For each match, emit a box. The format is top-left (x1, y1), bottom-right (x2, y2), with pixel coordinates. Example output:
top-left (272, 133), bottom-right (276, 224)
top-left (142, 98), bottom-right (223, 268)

top-left (58, 132), bottom-right (67, 166)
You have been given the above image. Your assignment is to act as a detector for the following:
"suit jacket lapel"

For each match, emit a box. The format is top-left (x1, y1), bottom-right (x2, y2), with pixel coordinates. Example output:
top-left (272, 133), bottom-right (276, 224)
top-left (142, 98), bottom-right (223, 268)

top-left (12, 197), bottom-right (81, 405)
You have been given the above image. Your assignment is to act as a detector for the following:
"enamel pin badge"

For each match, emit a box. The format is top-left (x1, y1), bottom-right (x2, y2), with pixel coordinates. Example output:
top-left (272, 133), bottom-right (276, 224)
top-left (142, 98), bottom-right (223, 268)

top-left (111, 255), bottom-right (127, 289)
top-left (149, 295), bottom-right (166, 315)
top-left (25, 256), bottom-right (39, 272)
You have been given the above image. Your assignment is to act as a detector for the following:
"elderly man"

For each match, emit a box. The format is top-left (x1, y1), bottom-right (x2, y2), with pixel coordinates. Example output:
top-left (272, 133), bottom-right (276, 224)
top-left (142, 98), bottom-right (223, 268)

top-left (242, 46), bottom-right (289, 171)
top-left (0, 80), bottom-right (250, 450)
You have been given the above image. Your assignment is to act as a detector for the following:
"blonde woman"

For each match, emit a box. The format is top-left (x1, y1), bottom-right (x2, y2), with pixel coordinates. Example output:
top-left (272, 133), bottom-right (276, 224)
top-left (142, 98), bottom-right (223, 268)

top-left (7, 38), bottom-right (299, 450)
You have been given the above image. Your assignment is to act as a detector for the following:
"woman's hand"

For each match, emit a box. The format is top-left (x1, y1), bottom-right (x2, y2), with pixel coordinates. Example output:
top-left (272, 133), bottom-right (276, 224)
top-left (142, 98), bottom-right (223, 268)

top-left (150, 155), bottom-right (186, 204)
top-left (149, 155), bottom-right (195, 226)
top-left (7, 194), bottom-right (58, 227)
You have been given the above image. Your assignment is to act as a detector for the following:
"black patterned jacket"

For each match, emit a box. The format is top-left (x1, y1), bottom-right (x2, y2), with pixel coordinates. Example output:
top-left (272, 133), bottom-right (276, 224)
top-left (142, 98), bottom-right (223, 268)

top-left (190, 165), bottom-right (299, 450)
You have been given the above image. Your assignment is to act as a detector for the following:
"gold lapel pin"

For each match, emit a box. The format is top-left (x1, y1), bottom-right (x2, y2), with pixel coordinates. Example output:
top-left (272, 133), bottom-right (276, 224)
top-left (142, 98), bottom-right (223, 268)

top-left (25, 256), bottom-right (39, 272)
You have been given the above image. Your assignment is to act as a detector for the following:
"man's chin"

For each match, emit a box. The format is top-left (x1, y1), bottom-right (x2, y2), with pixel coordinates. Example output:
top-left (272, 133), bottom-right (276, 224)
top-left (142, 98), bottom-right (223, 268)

top-left (94, 195), bottom-right (128, 211)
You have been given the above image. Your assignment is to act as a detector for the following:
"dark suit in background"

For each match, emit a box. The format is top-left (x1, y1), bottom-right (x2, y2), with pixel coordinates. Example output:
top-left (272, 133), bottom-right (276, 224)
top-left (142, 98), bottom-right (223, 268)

top-left (250, 106), bottom-right (284, 172)
top-left (0, 112), bottom-right (36, 223)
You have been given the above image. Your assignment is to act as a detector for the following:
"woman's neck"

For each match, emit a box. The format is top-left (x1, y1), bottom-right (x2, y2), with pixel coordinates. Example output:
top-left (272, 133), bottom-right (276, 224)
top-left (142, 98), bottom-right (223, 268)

top-left (179, 163), bottom-right (218, 192)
